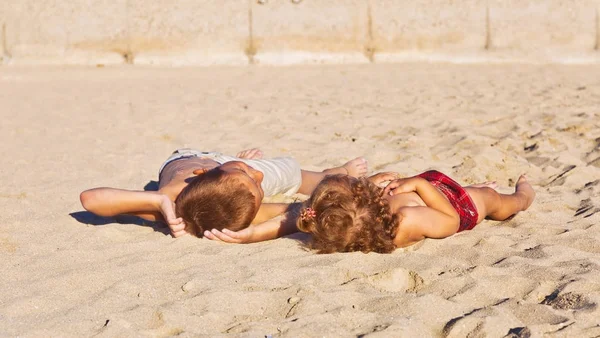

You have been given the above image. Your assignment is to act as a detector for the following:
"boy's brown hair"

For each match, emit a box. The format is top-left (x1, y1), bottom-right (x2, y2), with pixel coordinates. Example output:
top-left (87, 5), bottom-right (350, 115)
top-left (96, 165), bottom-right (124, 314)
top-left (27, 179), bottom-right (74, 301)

top-left (297, 175), bottom-right (399, 254)
top-left (175, 168), bottom-right (258, 237)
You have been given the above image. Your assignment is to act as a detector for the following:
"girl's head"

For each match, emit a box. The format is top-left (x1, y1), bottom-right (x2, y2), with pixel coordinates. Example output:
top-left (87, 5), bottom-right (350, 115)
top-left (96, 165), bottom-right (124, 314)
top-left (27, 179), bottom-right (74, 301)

top-left (297, 174), bottom-right (399, 254)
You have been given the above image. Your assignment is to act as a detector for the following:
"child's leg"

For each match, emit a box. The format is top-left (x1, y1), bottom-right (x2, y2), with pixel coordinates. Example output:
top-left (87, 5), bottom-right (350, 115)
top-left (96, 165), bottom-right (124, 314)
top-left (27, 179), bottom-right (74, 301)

top-left (467, 181), bottom-right (498, 189)
top-left (464, 175), bottom-right (535, 223)
top-left (297, 157), bottom-right (368, 195)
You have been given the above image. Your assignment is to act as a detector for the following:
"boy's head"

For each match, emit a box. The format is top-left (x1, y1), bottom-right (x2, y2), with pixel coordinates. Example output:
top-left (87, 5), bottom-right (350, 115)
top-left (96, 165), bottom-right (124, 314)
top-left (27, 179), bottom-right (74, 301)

top-left (297, 174), bottom-right (399, 254)
top-left (175, 161), bottom-right (264, 237)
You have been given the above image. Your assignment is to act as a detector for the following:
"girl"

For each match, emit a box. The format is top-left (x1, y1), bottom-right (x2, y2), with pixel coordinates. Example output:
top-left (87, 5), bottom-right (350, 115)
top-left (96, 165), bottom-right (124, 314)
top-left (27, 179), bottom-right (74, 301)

top-left (204, 171), bottom-right (535, 253)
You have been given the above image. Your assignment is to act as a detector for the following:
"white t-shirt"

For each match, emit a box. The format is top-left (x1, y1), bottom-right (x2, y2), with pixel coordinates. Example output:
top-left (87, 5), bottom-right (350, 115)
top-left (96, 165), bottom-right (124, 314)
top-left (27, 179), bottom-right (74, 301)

top-left (159, 149), bottom-right (302, 197)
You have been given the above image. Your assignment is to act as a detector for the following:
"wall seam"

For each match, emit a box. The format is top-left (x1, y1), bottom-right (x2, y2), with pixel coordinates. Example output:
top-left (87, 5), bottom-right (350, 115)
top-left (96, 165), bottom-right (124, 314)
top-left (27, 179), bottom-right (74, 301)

top-left (364, 1), bottom-right (375, 62)
top-left (245, 0), bottom-right (256, 64)
top-left (595, 6), bottom-right (599, 51)
top-left (2, 23), bottom-right (10, 61)
top-left (484, 4), bottom-right (491, 50)
top-left (124, 0), bottom-right (134, 64)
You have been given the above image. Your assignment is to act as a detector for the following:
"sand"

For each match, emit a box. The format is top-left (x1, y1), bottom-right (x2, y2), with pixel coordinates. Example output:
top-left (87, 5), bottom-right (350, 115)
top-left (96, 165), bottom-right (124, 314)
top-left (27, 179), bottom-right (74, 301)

top-left (0, 63), bottom-right (599, 337)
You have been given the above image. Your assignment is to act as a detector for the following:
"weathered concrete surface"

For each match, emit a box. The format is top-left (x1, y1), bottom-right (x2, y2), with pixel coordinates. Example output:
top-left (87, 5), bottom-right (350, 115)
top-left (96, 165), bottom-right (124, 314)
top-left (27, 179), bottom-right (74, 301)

top-left (3, 0), bottom-right (128, 65)
top-left (251, 0), bottom-right (369, 64)
top-left (487, 0), bottom-right (599, 62)
top-left (129, 0), bottom-right (249, 66)
top-left (370, 0), bottom-right (488, 63)
top-left (1, 1), bottom-right (5, 63)
top-left (0, 0), bottom-right (599, 65)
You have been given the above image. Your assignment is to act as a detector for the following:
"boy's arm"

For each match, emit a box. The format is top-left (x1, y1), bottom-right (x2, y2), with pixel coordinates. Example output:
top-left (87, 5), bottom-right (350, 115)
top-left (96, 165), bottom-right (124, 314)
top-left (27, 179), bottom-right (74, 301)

top-left (80, 188), bottom-right (186, 236)
top-left (80, 188), bottom-right (164, 217)
top-left (205, 203), bottom-right (302, 243)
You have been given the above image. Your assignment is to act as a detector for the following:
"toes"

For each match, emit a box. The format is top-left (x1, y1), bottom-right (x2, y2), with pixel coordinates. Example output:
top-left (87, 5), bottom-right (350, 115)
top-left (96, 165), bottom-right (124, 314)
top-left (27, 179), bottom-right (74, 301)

top-left (237, 148), bottom-right (264, 159)
top-left (249, 148), bottom-right (263, 159)
top-left (344, 157), bottom-right (368, 177)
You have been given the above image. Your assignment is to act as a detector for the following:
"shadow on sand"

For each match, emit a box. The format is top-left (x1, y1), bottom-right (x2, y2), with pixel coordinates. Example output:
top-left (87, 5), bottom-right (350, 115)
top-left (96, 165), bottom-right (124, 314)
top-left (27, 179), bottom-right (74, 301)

top-left (144, 180), bottom-right (159, 191)
top-left (69, 211), bottom-right (170, 236)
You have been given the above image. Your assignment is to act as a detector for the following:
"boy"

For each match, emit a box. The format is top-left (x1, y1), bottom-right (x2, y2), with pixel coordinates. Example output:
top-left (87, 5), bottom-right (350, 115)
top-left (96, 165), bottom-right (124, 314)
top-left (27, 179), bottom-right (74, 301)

top-left (80, 148), bottom-right (367, 237)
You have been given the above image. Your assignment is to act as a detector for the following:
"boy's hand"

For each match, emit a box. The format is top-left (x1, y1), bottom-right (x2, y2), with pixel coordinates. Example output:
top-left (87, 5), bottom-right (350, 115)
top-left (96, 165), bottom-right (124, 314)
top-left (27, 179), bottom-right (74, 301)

top-left (384, 177), bottom-right (422, 196)
top-left (203, 226), bottom-right (254, 244)
top-left (236, 148), bottom-right (263, 160)
top-left (368, 172), bottom-right (400, 187)
top-left (168, 218), bottom-right (188, 238)
top-left (158, 195), bottom-right (188, 237)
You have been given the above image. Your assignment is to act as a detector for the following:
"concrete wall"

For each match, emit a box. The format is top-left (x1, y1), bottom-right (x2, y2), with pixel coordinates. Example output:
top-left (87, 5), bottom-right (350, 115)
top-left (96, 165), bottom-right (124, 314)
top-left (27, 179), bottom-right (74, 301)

top-left (1, 0), bottom-right (599, 65)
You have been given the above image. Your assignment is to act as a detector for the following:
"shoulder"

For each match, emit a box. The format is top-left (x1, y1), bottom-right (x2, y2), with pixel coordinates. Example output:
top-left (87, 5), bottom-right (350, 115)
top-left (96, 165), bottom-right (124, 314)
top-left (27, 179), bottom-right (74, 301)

top-left (396, 206), bottom-right (423, 228)
top-left (393, 207), bottom-right (426, 247)
top-left (395, 206), bottom-right (425, 231)
top-left (158, 181), bottom-right (188, 201)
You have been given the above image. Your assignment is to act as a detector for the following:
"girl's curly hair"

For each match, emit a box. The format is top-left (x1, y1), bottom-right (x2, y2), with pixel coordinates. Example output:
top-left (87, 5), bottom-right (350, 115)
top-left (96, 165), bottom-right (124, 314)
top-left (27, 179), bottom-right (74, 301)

top-left (297, 174), bottom-right (399, 254)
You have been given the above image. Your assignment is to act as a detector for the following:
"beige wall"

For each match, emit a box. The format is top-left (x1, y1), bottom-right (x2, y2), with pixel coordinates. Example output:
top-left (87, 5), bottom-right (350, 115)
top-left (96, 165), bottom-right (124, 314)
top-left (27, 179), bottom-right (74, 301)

top-left (1, 0), bottom-right (599, 65)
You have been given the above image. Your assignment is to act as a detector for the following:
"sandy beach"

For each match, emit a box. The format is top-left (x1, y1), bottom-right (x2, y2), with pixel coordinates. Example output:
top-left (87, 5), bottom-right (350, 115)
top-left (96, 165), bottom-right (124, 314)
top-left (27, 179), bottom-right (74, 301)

top-left (1, 63), bottom-right (599, 337)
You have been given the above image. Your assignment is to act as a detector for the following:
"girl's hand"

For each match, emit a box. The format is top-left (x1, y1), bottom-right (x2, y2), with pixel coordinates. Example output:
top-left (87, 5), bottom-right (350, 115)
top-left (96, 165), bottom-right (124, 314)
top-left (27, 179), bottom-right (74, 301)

top-left (203, 226), bottom-right (254, 244)
top-left (368, 172), bottom-right (400, 187)
top-left (236, 148), bottom-right (264, 160)
top-left (158, 195), bottom-right (188, 237)
top-left (383, 177), bottom-right (421, 196)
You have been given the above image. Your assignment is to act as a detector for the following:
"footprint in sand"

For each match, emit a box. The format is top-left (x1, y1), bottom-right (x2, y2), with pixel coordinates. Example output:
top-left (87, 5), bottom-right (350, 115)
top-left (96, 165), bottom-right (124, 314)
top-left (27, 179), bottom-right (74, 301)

top-left (443, 306), bottom-right (498, 338)
top-left (366, 268), bottom-right (423, 293)
top-left (543, 164), bottom-right (576, 187)
top-left (574, 198), bottom-right (599, 219)
top-left (516, 245), bottom-right (547, 259)
top-left (574, 180), bottom-right (599, 194)
top-left (504, 327), bottom-right (531, 338)
top-left (541, 291), bottom-right (596, 311)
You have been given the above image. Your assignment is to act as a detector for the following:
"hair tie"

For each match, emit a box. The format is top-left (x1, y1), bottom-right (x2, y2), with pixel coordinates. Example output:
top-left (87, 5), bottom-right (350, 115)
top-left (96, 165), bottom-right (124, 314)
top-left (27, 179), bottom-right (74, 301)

top-left (301, 207), bottom-right (316, 221)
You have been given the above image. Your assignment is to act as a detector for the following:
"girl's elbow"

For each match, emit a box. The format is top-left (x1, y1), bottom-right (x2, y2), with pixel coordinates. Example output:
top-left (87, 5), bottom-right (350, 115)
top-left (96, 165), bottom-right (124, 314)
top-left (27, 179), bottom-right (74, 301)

top-left (447, 213), bottom-right (460, 234)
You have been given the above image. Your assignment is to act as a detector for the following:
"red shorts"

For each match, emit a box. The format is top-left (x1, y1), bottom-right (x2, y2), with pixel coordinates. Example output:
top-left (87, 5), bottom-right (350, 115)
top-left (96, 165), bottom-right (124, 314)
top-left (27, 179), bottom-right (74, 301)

top-left (417, 170), bottom-right (479, 232)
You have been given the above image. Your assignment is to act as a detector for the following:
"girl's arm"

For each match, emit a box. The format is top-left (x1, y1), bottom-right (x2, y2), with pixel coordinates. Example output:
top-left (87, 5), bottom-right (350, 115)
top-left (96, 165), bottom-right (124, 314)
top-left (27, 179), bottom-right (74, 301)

top-left (205, 203), bottom-right (302, 243)
top-left (251, 203), bottom-right (292, 224)
top-left (385, 177), bottom-right (460, 245)
top-left (393, 206), bottom-right (460, 247)
top-left (385, 177), bottom-right (458, 222)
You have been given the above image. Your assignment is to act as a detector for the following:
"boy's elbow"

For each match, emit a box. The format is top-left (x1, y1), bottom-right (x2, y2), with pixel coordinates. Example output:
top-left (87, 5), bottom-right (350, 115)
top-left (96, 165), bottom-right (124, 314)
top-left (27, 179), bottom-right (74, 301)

top-left (80, 190), bottom-right (100, 213)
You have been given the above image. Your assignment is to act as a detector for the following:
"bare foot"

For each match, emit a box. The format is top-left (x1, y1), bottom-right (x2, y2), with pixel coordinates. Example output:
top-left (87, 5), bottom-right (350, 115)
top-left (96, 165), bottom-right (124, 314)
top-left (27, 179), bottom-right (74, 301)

top-left (323, 157), bottom-right (368, 178)
top-left (237, 148), bottom-right (263, 160)
top-left (468, 181), bottom-right (498, 189)
top-left (515, 175), bottom-right (535, 210)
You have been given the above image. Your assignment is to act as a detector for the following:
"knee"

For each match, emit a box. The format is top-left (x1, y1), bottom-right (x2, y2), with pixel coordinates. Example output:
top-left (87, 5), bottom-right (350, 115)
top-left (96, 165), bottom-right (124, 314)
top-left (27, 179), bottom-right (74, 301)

top-left (480, 187), bottom-right (502, 207)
